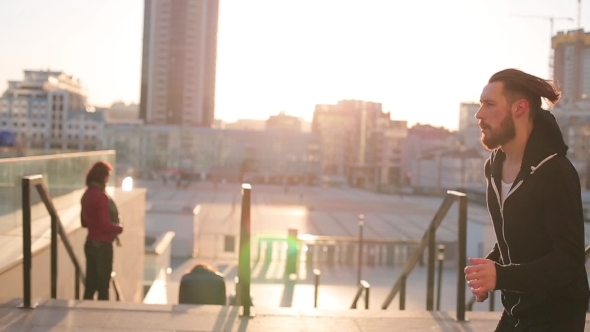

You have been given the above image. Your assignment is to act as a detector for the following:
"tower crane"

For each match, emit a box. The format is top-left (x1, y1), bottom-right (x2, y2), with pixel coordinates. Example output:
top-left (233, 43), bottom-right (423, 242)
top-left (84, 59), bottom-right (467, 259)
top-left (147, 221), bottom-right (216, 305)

top-left (511, 15), bottom-right (574, 38)
top-left (511, 15), bottom-right (575, 78)
top-left (578, 0), bottom-right (582, 30)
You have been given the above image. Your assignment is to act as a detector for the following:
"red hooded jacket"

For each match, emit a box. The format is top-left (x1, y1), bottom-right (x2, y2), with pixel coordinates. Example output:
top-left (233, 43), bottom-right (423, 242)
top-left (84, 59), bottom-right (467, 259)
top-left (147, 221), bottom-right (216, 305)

top-left (81, 186), bottom-right (123, 242)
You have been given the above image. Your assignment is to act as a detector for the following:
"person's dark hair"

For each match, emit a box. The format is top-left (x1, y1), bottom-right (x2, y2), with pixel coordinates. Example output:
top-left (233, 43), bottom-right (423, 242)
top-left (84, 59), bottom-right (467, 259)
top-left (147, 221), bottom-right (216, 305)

top-left (191, 263), bottom-right (217, 273)
top-left (489, 69), bottom-right (561, 114)
top-left (86, 161), bottom-right (113, 186)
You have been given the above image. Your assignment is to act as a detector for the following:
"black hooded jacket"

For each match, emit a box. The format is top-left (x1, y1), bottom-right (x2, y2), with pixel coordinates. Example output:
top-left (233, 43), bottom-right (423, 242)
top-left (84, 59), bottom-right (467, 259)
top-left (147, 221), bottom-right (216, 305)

top-left (178, 266), bottom-right (226, 305)
top-left (484, 110), bottom-right (589, 324)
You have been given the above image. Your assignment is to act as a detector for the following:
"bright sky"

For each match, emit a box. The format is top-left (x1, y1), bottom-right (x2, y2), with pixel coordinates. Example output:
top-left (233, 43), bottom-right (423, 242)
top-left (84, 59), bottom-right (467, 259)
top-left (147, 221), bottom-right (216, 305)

top-left (0, 0), bottom-right (586, 130)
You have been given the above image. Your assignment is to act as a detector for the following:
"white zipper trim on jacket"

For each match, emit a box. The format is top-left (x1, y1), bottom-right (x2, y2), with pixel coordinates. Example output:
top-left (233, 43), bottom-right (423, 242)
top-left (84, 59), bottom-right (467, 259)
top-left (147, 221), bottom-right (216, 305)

top-left (491, 178), bottom-right (522, 264)
top-left (530, 153), bottom-right (558, 174)
top-left (510, 297), bottom-right (521, 327)
top-left (489, 153), bottom-right (557, 323)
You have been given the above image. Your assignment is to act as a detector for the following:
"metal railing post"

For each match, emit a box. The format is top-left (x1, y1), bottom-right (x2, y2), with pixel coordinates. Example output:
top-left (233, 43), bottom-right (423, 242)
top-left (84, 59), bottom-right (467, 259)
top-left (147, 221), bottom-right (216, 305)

top-left (489, 291), bottom-right (495, 312)
top-left (426, 224), bottom-right (436, 310)
top-left (399, 275), bottom-right (406, 310)
top-left (50, 215), bottom-right (58, 299)
top-left (110, 271), bottom-right (123, 302)
top-left (238, 184), bottom-right (253, 317)
top-left (20, 177), bottom-right (34, 309)
top-left (351, 281), bottom-right (370, 309)
top-left (313, 269), bottom-right (320, 308)
top-left (233, 276), bottom-right (240, 305)
top-left (364, 284), bottom-right (370, 309)
top-left (18, 175), bottom-right (88, 307)
top-left (75, 267), bottom-right (80, 300)
top-left (455, 194), bottom-right (468, 321)
top-left (436, 244), bottom-right (445, 311)
top-left (357, 215), bottom-right (364, 285)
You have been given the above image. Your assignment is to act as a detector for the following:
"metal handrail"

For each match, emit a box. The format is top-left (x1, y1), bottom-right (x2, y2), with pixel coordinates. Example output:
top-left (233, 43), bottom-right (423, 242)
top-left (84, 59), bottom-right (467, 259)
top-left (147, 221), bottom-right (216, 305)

top-left (381, 190), bottom-right (468, 322)
top-left (466, 241), bottom-right (590, 312)
top-left (351, 280), bottom-right (370, 309)
top-left (297, 234), bottom-right (420, 245)
top-left (110, 271), bottom-right (124, 302)
top-left (297, 234), bottom-right (420, 269)
top-left (20, 175), bottom-right (88, 308)
top-left (381, 194), bottom-right (454, 309)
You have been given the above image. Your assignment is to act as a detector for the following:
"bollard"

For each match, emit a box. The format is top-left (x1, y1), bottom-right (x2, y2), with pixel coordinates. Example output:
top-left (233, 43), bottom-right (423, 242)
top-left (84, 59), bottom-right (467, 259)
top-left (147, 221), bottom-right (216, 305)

top-left (313, 269), bottom-right (321, 308)
top-left (436, 244), bottom-right (445, 311)
top-left (357, 215), bottom-right (365, 285)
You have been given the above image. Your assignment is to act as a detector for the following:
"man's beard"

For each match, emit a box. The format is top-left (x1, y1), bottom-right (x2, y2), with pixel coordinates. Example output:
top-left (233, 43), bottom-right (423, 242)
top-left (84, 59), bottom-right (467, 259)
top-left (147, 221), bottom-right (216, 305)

top-left (481, 113), bottom-right (516, 150)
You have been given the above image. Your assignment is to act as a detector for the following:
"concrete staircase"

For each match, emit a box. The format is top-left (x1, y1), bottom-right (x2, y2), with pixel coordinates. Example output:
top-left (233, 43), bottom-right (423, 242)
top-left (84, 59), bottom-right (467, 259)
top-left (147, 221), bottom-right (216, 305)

top-left (0, 297), bottom-right (516, 332)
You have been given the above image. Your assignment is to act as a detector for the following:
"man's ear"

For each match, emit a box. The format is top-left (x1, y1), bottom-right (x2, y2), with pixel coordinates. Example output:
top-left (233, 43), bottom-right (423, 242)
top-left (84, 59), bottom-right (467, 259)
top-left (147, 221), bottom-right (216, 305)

top-left (514, 99), bottom-right (529, 118)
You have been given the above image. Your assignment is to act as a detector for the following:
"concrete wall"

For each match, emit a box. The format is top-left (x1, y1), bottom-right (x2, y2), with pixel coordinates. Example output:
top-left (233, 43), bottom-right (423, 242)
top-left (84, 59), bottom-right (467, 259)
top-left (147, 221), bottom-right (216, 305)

top-left (112, 188), bottom-right (147, 302)
top-left (145, 211), bottom-right (198, 258)
top-left (0, 188), bottom-right (146, 304)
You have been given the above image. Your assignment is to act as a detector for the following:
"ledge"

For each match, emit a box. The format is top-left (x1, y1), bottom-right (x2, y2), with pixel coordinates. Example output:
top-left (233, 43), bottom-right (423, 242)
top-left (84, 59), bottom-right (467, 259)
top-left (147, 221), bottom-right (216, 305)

top-left (145, 231), bottom-right (176, 255)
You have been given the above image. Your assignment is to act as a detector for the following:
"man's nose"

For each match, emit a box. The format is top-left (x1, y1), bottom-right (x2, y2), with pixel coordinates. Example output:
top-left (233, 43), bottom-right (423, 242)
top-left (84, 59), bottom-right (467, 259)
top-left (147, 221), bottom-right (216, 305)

top-left (475, 107), bottom-right (484, 120)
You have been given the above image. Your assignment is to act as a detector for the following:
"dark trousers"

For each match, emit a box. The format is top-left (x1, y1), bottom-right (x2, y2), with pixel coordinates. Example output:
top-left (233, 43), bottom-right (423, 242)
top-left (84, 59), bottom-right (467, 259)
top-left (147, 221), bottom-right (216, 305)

top-left (83, 240), bottom-right (113, 301)
top-left (494, 309), bottom-right (587, 332)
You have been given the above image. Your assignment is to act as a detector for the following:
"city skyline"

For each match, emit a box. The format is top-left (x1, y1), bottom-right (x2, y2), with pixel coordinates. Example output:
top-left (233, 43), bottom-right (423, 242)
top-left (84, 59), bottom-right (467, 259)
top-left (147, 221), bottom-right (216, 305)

top-left (0, 0), bottom-right (586, 130)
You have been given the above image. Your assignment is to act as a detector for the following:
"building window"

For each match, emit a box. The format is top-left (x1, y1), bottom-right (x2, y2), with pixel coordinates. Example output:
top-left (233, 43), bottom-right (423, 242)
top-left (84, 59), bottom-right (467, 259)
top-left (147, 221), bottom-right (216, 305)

top-left (224, 235), bottom-right (235, 252)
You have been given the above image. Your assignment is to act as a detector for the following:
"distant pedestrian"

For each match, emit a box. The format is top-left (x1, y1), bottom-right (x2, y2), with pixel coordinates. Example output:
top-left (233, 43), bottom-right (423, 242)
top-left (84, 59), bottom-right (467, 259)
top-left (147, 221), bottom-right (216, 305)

top-left (178, 263), bottom-right (226, 305)
top-left (464, 69), bottom-right (589, 331)
top-left (81, 161), bottom-right (123, 301)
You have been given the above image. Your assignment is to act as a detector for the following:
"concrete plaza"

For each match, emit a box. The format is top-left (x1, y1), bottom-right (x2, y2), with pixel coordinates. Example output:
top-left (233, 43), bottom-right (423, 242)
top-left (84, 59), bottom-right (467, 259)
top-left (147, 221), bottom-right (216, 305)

top-left (141, 180), bottom-right (495, 311)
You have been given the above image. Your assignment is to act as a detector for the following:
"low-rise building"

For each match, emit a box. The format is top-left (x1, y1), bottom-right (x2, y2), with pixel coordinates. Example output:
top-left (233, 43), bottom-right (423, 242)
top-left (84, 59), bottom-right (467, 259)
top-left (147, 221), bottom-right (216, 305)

top-left (0, 70), bottom-right (103, 151)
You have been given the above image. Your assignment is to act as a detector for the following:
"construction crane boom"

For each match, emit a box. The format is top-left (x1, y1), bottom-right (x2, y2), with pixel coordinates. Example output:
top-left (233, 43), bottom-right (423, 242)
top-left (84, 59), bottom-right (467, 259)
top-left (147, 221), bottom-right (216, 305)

top-left (578, 0), bottom-right (582, 30)
top-left (511, 15), bottom-right (575, 78)
top-left (511, 15), bottom-right (574, 36)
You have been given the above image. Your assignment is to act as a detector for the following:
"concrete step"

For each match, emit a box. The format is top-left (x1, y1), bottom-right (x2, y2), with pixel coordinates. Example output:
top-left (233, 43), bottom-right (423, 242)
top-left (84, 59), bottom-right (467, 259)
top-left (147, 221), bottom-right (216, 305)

top-left (4, 297), bottom-right (589, 331)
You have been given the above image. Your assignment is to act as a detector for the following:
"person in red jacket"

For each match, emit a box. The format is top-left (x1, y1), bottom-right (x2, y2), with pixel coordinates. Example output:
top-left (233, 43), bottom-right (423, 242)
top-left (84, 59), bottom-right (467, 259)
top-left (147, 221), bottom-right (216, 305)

top-left (81, 161), bottom-right (123, 300)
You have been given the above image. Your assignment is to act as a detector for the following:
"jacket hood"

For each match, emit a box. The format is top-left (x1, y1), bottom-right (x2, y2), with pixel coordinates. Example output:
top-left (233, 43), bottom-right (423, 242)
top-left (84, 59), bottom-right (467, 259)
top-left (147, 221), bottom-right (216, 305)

top-left (490, 109), bottom-right (568, 178)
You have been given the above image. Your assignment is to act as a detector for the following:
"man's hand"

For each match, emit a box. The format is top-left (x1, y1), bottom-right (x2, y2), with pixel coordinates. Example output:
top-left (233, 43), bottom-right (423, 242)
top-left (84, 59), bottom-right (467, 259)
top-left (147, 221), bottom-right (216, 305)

top-left (474, 291), bottom-right (488, 302)
top-left (464, 258), bottom-right (497, 299)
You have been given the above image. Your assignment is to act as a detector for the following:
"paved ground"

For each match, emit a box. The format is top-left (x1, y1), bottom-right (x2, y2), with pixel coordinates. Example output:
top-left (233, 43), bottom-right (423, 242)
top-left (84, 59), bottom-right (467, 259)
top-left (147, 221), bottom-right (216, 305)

top-left (0, 297), bottom-right (532, 332)
top-left (143, 180), bottom-right (492, 242)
